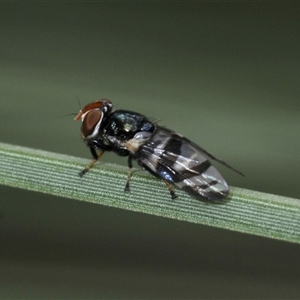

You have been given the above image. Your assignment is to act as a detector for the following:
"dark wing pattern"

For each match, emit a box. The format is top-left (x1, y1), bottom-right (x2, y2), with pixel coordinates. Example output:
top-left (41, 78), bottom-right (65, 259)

top-left (136, 127), bottom-right (229, 200)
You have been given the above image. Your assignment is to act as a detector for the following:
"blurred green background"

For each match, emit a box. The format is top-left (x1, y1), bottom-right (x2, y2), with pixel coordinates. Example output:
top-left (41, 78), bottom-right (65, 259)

top-left (1, 2), bottom-right (299, 299)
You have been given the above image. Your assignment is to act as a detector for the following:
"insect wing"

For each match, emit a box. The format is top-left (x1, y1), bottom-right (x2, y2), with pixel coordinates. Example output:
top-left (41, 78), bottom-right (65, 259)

top-left (137, 127), bottom-right (229, 200)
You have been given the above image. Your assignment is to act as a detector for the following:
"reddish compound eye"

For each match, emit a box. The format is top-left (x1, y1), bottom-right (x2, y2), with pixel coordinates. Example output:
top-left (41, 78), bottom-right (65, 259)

top-left (81, 110), bottom-right (102, 137)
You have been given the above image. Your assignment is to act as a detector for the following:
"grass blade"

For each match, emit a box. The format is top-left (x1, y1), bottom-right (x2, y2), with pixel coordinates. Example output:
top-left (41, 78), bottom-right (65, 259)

top-left (0, 142), bottom-right (299, 243)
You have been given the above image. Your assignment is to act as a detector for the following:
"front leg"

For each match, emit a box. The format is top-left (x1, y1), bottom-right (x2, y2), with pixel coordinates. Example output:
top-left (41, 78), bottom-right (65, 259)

top-left (79, 146), bottom-right (105, 177)
top-left (124, 156), bottom-right (133, 192)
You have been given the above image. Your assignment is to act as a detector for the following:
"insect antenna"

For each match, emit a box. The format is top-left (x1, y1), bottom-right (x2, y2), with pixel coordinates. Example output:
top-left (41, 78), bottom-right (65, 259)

top-left (76, 95), bottom-right (82, 110)
top-left (59, 112), bottom-right (78, 118)
top-left (58, 97), bottom-right (83, 119)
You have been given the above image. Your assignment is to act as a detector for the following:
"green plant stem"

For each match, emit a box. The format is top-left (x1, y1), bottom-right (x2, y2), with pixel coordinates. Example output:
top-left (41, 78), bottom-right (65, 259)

top-left (0, 142), bottom-right (300, 243)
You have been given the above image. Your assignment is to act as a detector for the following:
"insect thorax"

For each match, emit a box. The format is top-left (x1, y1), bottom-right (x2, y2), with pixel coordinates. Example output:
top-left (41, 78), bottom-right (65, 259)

top-left (89, 110), bottom-right (155, 156)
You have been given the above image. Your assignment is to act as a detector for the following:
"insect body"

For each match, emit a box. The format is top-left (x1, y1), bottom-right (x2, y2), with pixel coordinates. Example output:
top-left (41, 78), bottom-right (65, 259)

top-left (74, 99), bottom-right (243, 201)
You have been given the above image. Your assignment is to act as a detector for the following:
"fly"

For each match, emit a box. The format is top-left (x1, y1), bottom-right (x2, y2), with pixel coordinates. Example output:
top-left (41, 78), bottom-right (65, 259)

top-left (74, 99), bottom-right (244, 201)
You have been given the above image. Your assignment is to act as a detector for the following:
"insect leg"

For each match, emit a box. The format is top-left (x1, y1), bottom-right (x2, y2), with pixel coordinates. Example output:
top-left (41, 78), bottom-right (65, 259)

top-left (163, 180), bottom-right (177, 200)
top-left (79, 148), bottom-right (105, 177)
top-left (124, 156), bottom-right (133, 192)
